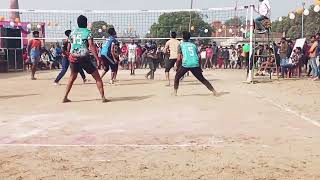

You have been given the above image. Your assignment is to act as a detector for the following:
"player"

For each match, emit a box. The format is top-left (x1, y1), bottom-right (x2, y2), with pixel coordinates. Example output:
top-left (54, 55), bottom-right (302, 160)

top-left (53, 30), bottom-right (87, 85)
top-left (164, 31), bottom-right (180, 86)
top-left (128, 39), bottom-right (137, 75)
top-left (27, 31), bottom-right (42, 80)
top-left (62, 15), bottom-right (107, 103)
top-left (173, 31), bottom-right (217, 96)
top-left (100, 27), bottom-right (120, 85)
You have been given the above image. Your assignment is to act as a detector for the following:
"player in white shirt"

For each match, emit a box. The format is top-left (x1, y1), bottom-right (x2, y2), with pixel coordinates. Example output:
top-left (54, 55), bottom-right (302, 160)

top-left (254, 0), bottom-right (271, 34)
top-left (128, 39), bottom-right (137, 75)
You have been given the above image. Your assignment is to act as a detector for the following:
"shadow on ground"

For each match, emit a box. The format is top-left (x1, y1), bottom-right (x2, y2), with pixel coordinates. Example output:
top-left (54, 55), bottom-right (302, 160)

top-left (0, 94), bottom-right (39, 100)
top-left (71, 95), bottom-right (154, 103)
top-left (181, 92), bottom-right (230, 97)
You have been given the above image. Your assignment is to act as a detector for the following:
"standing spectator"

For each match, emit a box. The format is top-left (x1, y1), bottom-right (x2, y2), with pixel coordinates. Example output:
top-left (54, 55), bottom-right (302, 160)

top-left (223, 47), bottom-right (230, 69)
top-left (205, 44), bottom-right (213, 69)
top-left (229, 45), bottom-right (238, 69)
top-left (302, 41), bottom-right (311, 75)
top-left (309, 35), bottom-right (319, 80)
top-left (279, 38), bottom-right (288, 66)
top-left (50, 44), bottom-right (56, 61)
top-left (273, 42), bottom-right (281, 77)
top-left (55, 44), bottom-right (62, 68)
top-left (136, 44), bottom-right (143, 69)
top-left (200, 46), bottom-right (206, 69)
top-left (217, 47), bottom-right (224, 69)
top-left (237, 44), bottom-right (243, 69)
top-left (211, 42), bottom-right (219, 68)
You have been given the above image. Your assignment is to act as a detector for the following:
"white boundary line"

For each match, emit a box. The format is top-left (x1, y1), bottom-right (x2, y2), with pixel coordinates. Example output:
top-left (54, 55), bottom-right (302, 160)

top-left (247, 91), bottom-right (320, 128)
top-left (0, 144), bottom-right (221, 148)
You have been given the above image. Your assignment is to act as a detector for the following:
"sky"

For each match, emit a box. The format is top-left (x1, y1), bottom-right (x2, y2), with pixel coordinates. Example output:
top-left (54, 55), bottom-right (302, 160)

top-left (1, 0), bottom-right (314, 19)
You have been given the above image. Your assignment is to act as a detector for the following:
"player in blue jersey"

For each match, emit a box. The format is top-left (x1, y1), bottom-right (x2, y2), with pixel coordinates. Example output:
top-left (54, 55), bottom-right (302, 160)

top-left (100, 28), bottom-right (119, 85)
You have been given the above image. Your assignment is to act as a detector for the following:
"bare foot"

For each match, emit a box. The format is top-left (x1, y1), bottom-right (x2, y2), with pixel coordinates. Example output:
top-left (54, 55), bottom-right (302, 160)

top-left (212, 90), bottom-right (218, 96)
top-left (62, 98), bottom-right (71, 103)
top-left (102, 98), bottom-right (110, 103)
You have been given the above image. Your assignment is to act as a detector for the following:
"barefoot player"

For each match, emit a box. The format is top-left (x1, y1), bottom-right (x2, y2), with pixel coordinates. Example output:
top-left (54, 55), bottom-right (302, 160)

top-left (128, 39), bottom-right (137, 75)
top-left (63, 15), bottom-right (107, 103)
top-left (100, 28), bottom-right (120, 85)
top-left (27, 31), bottom-right (42, 80)
top-left (173, 31), bottom-right (217, 96)
top-left (164, 31), bottom-right (180, 86)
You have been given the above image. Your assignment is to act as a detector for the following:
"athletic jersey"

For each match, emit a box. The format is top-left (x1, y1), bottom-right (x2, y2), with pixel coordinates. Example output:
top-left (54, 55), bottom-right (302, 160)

top-left (69, 28), bottom-right (92, 59)
top-left (128, 44), bottom-right (137, 58)
top-left (101, 36), bottom-right (118, 60)
top-left (30, 39), bottom-right (41, 50)
top-left (179, 41), bottom-right (200, 68)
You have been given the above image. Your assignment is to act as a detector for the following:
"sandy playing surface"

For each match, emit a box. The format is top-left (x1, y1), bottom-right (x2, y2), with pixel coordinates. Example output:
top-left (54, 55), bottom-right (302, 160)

top-left (0, 69), bottom-right (320, 180)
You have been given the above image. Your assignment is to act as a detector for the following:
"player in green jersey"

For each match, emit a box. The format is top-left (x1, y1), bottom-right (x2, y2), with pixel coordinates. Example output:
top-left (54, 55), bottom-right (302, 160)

top-left (62, 15), bottom-right (108, 103)
top-left (173, 31), bottom-right (217, 96)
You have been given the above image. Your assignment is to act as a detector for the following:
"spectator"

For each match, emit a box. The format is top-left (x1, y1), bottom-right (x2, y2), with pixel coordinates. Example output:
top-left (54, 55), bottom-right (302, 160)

top-left (229, 45), bottom-right (237, 69)
top-left (212, 42), bottom-right (218, 68)
top-left (279, 38), bottom-right (288, 66)
top-left (309, 35), bottom-right (319, 80)
top-left (200, 47), bottom-right (207, 69)
top-left (223, 47), bottom-right (230, 69)
top-left (205, 44), bottom-right (213, 69)
top-left (281, 47), bottom-right (302, 78)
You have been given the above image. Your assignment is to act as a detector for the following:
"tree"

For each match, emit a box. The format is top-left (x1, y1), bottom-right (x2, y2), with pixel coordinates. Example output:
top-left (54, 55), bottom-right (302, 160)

top-left (272, 5), bottom-right (320, 39)
top-left (91, 21), bottom-right (113, 38)
top-left (224, 16), bottom-right (246, 27)
top-left (149, 11), bottom-right (214, 39)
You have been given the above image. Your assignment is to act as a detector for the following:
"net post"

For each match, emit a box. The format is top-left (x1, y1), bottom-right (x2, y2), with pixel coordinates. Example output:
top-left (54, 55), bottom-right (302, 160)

top-left (246, 4), bottom-right (255, 83)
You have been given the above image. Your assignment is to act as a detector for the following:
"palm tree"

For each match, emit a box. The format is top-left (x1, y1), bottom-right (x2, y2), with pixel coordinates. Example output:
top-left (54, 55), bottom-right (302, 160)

top-left (9, 0), bottom-right (20, 20)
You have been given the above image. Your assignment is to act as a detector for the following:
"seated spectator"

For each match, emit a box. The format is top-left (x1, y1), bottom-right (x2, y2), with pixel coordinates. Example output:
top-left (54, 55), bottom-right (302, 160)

top-left (281, 47), bottom-right (302, 78)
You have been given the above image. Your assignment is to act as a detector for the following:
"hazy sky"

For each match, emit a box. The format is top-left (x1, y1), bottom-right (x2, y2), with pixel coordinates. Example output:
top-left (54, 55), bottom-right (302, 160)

top-left (1, 0), bottom-right (314, 19)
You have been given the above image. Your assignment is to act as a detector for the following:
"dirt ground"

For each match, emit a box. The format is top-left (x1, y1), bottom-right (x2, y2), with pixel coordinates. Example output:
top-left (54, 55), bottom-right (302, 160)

top-left (0, 69), bottom-right (320, 180)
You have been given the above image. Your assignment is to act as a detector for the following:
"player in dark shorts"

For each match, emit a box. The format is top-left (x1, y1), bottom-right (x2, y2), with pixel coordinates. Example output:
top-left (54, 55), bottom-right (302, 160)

top-left (164, 31), bottom-right (180, 86)
top-left (173, 31), bottom-right (217, 96)
top-left (100, 28), bottom-right (119, 85)
top-left (62, 15), bottom-right (107, 103)
top-left (53, 30), bottom-right (87, 85)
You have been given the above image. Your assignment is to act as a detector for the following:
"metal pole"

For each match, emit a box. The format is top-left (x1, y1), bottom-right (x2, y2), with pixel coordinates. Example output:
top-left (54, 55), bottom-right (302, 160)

top-left (245, 6), bottom-right (249, 34)
top-left (247, 5), bottom-right (255, 83)
top-left (302, 2), bottom-right (305, 38)
top-left (188, 0), bottom-right (194, 32)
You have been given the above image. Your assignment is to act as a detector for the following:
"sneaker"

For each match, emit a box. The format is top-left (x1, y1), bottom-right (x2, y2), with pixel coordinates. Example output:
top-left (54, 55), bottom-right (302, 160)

top-left (257, 30), bottom-right (268, 34)
top-left (53, 82), bottom-right (60, 86)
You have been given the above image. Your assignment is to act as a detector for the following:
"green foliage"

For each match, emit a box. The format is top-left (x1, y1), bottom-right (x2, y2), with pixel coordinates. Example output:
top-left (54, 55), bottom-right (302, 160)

top-left (149, 11), bottom-right (214, 39)
top-left (272, 5), bottom-right (320, 39)
top-left (224, 16), bottom-right (246, 27)
top-left (91, 21), bottom-right (114, 38)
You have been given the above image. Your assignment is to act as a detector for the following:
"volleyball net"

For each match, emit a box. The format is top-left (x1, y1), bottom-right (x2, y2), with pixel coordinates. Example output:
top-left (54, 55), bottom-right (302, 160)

top-left (0, 6), bottom-right (250, 42)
